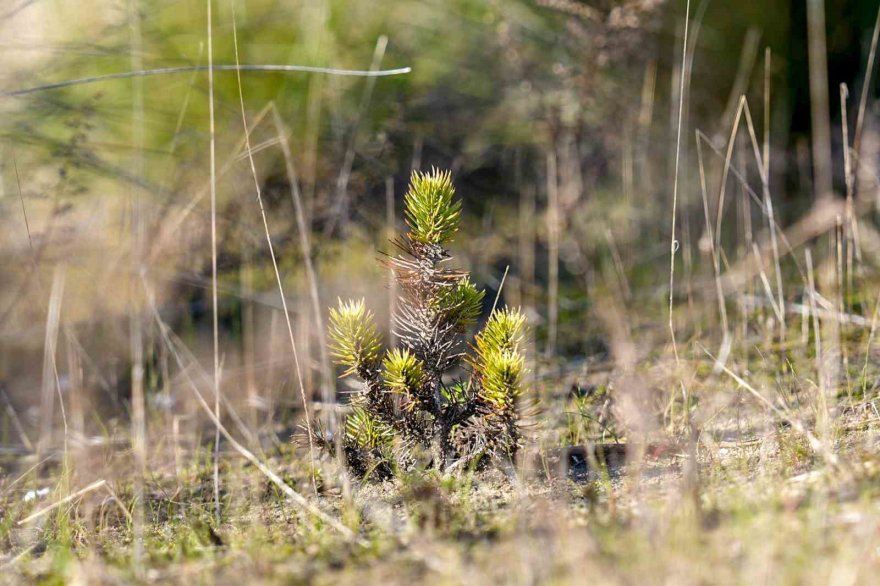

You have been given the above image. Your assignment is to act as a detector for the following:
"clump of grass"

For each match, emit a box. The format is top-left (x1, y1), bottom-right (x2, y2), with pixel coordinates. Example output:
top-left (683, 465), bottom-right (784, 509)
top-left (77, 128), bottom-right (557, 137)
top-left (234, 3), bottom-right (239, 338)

top-left (323, 169), bottom-right (528, 477)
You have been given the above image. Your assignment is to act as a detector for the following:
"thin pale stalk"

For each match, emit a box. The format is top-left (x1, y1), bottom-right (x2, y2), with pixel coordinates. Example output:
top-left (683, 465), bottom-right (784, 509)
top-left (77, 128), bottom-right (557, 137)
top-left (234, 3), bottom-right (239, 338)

top-left (230, 6), bottom-right (316, 492)
top-left (270, 105), bottom-right (334, 416)
top-left (206, 0), bottom-right (221, 526)
top-left (853, 3), bottom-right (880, 160)
top-left (806, 0), bottom-right (833, 201)
top-left (668, 0), bottom-right (691, 368)
top-left (545, 147), bottom-right (559, 358)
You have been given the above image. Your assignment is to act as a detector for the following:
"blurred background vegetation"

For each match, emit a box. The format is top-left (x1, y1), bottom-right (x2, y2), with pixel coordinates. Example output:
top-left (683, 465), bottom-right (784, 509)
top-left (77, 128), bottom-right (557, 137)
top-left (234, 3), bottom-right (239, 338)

top-left (6, 2), bottom-right (880, 583)
top-left (1, 0), bottom-right (879, 446)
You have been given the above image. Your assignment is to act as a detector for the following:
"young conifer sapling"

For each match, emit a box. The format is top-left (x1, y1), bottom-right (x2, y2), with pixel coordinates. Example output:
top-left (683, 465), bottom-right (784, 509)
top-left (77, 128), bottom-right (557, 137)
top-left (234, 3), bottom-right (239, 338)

top-left (322, 168), bottom-right (528, 477)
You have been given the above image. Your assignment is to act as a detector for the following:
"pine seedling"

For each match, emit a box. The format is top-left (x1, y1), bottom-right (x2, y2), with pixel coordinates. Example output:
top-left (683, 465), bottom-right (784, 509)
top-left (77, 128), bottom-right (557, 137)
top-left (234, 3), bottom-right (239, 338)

top-left (323, 168), bottom-right (528, 476)
top-left (328, 299), bottom-right (382, 378)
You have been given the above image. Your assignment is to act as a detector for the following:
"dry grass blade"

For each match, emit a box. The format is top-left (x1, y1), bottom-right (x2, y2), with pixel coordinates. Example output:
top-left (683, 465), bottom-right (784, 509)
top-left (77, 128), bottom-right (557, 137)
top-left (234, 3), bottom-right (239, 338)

top-left (325, 35), bottom-right (389, 236)
top-left (763, 48), bottom-right (786, 342)
top-left (668, 0), bottom-right (691, 367)
top-left (751, 243), bottom-right (783, 323)
top-left (806, 0), bottom-right (833, 201)
top-left (129, 0), bottom-right (147, 569)
top-left (230, 5), bottom-right (316, 492)
top-left (714, 96), bottom-right (748, 251)
top-left (0, 544), bottom-right (37, 571)
top-left (12, 150), bottom-right (33, 256)
top-left (206, 0), bottom-right (222, 525)
top-left (545, 147), bottom-right (559, 358)
top-left (102, 483), bottom-right (134, 525)
top-left (853, 3), bottom-right (880, 160)
top-left (40, 267), bottom-right (67, 456)
top-left (270, 104), bottom-right (334, 424)
top-left (490, 265), bottom-right (510, 316)
top-left (696, 129), bottom-right (730, 371)
top-left (0, 457), bottom-right (49, 497)
top-left (1, 386), bottom-right (33, 452)
top-left (862, 289), bottom-right (880, 395)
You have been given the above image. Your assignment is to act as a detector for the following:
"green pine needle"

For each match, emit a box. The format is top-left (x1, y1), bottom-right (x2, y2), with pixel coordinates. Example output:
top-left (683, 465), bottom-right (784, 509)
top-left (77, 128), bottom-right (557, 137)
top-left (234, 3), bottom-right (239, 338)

top-left (477, 350), bottom-right (524, 408)
top-left (345, 405), bottom-right (395, 450)
top-left (433, 277), bottom-right (485, 328)
top-left (328, 298), bottom-right (382, 377)
top-left (475, 308), bottom-right (526, 356)
top-left (473, 308), bottom-right (527, 408)
top-left (404, 168), bottom-right (461, 244)
top-left (441, 381), bottom-right (470, 406)
top-left (382, 348), bottom-right (426, 396)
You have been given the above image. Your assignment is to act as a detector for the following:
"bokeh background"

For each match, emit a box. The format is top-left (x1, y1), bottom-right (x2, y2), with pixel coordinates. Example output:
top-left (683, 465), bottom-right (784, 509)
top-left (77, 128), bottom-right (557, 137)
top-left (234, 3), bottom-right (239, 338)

top-left (1, 0), bottom-right (879, 459)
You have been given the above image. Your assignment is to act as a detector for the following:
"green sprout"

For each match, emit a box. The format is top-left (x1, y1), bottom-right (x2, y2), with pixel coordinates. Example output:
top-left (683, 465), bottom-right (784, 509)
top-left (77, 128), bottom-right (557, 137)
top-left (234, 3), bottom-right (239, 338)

top-left (404, 168), bottom-right (461, 245)
top-left (328, 298), bottom-right (382, 377)
top-left (441, 381), bottom-right (470, 406)
top-left (383, 348), bottom-right (426, 397)
top-left (474, 308), bottom-right (526, 356)
top-left (345, 406), bottom-right (395, 450)
top-left (433, 277), bottom-right (485, 329)
top-left (473, 308), bottom-right (527, 409)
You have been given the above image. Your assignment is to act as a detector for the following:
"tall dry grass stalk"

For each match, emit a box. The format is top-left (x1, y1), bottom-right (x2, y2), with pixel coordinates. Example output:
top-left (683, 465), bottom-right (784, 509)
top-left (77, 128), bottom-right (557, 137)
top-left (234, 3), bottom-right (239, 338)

top-left (545, 147), bottom-right (559, 358)
top-left (40, 267), bottom-right (67, 457)
top-left (229, 5), bottom-right (316, 491)
top-left (127, 0), bottom-right (148, 572)
top-left (326, 35), bottom-right (388, 237)
top-left (270, 105), bottom-right (333, 422)
top-left (805, 249), bottom-right (829, 444)
top-left (205, 0), bottom-right (222, 525)
top-left (762, 48), bottom-right (786, 347)
top-left (853, 4), bottom-right (880, 164)
top-left (63, 328), bottom-right (84, 442)
top-left (386, 175), bottom-right (397, 345)
top-left (696, 131), bottom-right (730, 369)
top-left (806, 0), bottom-right (832, 202)
top-left (667, 0), bottom-right (691, 369)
